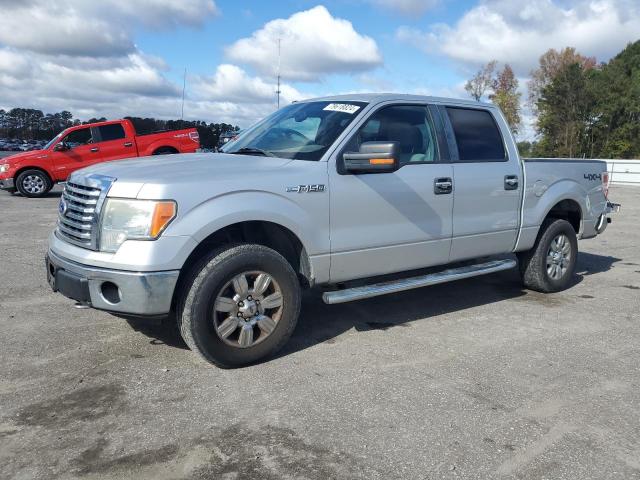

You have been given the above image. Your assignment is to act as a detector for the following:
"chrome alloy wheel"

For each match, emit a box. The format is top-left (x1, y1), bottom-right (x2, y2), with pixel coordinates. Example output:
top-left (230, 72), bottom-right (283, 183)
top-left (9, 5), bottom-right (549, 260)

top-left (546, 234), bottom-right (571, 280)
top-left (22, 174), bottom-right (45, 194)
top-left (212, 271), bottom-right (283, 348)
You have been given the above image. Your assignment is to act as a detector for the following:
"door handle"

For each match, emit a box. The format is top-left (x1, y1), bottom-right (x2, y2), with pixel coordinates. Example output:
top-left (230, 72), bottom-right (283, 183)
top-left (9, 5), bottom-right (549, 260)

top-left (90, 147), bottom-right (99, 153)
top-left (504, 175), bottom-right (519, 190)
top-left (124, 142), bottom-right (133, 147)
top-left (434, 177), bottom-right (453, 195)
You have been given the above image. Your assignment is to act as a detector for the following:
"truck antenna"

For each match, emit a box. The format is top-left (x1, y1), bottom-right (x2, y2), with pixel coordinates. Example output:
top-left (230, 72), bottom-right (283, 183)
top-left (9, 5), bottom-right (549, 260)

top-left (181, 67), bottom-right (187, 120)
top-left (276, 38), bottom-right (282, 109)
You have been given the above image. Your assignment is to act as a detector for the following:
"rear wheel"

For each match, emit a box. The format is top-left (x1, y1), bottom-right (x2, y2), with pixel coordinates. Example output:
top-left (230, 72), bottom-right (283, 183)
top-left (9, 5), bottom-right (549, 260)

top-left (518, 218), bottom-right (578, 293)
top-left (177, 244), bottom-right (301, 368)
top-left (16, 169), bottom-right (52, 198)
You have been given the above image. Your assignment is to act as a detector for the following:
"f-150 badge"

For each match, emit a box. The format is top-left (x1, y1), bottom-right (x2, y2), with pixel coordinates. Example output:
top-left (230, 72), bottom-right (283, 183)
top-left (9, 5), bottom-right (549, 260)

top-left (286, 184), bottom-right (326, 193)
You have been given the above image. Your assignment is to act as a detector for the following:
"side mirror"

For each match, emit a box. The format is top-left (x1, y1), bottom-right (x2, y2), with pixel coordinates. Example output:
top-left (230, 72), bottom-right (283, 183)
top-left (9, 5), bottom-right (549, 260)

top-left (343, 141), bottom-right (400, 174)
top-left (54, 142), bottom-right (68, 152)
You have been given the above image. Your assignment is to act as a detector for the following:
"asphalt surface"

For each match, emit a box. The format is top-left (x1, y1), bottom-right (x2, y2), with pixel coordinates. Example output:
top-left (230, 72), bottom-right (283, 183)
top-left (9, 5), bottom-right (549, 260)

top-left (1, 184), bottom-right (639, 480)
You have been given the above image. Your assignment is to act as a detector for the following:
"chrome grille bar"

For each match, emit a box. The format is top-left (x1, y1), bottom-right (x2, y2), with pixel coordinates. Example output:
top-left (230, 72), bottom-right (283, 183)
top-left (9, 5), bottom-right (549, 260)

top-left (55, 175), bottom-right (115, 250)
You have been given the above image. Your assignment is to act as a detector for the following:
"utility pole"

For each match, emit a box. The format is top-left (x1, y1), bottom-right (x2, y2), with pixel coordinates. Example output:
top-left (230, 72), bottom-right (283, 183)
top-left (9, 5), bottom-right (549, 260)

top-left (276, 38), bottom-right (282, 109)
top-left (181, 68), bottom-right (187, 120)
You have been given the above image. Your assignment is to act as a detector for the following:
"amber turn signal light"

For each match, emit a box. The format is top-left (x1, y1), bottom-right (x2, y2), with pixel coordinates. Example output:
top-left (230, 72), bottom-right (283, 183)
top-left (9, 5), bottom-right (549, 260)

top-left (150, 201), bottom-right (177, 237)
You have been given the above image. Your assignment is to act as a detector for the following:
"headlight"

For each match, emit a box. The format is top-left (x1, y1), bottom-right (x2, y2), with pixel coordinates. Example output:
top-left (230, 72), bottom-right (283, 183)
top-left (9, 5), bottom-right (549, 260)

top-left (0, 164), bottom-right (9, 174)
top-left (99, 199), bottom-right (177, 253)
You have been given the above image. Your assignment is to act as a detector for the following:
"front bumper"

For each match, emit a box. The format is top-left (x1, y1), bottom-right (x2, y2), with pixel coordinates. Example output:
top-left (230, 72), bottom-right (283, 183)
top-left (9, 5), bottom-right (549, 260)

top-left (46, 249), bottom-right (180, 316)
top-left (0, 178), bottom-right (14, 190)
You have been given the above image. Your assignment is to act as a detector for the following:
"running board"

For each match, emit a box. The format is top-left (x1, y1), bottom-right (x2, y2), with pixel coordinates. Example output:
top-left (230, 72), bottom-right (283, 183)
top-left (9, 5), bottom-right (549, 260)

top-left (322, 259), bottom-right (517, 305)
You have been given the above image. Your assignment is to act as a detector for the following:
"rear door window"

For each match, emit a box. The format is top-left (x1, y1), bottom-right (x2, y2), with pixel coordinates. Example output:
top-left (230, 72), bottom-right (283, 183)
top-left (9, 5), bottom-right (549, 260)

top-left (446, 107), bottom-right (506, 162)
top-left (97, 124), bottom-right (126, 142)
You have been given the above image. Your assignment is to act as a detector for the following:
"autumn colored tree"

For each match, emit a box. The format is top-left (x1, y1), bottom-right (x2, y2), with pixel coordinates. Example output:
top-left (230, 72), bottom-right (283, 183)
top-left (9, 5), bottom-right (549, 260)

top-left (489, 64), bottom-right (521, 134)
top-left (464, 60), bottom-right (497, 101)
top-left (528, 47), bottom-right (596, 111)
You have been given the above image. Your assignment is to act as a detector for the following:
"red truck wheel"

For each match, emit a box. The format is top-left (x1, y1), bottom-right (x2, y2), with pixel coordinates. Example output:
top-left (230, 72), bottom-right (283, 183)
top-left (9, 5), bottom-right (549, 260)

top-left (16, 169), bottom-right (53, 198)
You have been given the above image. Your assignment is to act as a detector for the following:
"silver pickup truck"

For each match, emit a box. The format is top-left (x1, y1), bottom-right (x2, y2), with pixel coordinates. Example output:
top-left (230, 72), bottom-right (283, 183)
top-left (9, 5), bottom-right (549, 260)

top-left (46, 94), bottom-right (619, 367)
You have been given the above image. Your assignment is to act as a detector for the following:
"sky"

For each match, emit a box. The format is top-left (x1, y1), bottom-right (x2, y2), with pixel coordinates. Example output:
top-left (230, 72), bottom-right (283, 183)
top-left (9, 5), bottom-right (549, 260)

top-left (0, 0), bottom-right (638, 139)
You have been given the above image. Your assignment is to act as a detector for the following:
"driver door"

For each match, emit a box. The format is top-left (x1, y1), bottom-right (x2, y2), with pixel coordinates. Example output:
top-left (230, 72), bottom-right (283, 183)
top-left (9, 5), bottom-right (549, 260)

top-left (51, 126), bottom-right (99, 180)
top-left (328, 104), bottom-right (454, 282)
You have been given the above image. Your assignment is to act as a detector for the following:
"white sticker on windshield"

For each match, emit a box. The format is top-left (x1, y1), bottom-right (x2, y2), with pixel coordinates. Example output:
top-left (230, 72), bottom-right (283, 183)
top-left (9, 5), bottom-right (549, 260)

top-left (323, 103), bottom-right (361, 114)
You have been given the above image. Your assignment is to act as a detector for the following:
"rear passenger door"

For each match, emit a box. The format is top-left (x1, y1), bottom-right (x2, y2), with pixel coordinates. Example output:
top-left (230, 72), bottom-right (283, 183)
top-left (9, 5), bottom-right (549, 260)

top-left (94, 123), bottom-right (137, 163)
top-left (442, 106), bottom-right (521, 261)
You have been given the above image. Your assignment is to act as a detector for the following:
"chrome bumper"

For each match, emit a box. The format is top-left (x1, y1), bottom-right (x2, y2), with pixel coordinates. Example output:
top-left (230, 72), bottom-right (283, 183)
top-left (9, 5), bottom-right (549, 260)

top-left (605, 201), bottom-right (621, 214)
top-left (596, 201), bottom-right (621, 234)
top-left (46, 249), bottom-right (180, 316)
top-left (0, 178), bottom-right (14, 190)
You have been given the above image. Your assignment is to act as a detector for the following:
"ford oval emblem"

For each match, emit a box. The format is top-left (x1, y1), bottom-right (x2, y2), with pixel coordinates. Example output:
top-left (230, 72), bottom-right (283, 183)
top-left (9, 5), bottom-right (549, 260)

top-left (59, 198), bottom-right (67, 216)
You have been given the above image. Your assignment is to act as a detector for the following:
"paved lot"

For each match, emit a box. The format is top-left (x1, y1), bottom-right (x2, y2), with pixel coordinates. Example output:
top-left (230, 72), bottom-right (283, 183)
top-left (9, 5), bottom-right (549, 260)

top-left (1, 185), bottom-right (639, 480)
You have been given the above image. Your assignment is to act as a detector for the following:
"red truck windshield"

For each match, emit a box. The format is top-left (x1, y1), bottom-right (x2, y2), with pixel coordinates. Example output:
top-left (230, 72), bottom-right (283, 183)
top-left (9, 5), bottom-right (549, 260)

top-left (222, 101), bottom-right (367, 161)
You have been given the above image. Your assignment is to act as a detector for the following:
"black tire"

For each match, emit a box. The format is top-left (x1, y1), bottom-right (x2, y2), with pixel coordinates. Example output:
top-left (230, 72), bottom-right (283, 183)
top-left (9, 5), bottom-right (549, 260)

top-left (16, 169), bottom-right (52, 198)
top-left (177, 244), bottom-right (301, 368)
top-left (517, 218), bottom-right (578, 293)
top-left (153, 147), bottom-right (178, 155)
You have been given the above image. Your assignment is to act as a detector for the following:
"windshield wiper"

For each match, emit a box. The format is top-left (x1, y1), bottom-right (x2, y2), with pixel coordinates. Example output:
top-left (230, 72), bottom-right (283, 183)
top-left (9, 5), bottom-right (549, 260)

top-left (231, 147), bottom-right (274, 157)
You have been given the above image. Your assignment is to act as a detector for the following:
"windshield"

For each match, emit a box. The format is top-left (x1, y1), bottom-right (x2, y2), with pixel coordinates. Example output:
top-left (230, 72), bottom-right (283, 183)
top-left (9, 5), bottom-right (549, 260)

top-left (43, 132), bottom-right (63, 150)
top-left (222, 101), bottom-right (367, 161)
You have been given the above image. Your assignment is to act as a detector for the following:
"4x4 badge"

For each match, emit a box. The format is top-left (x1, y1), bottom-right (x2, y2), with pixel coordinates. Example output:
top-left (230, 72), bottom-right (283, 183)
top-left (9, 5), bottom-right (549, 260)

top-left (286, 184), bottom-right (325, 193)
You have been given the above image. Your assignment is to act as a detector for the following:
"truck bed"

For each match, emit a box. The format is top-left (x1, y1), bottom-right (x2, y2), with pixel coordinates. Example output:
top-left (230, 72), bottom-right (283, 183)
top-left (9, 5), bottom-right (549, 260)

top-left (519, 157), bottom-right (609, 249)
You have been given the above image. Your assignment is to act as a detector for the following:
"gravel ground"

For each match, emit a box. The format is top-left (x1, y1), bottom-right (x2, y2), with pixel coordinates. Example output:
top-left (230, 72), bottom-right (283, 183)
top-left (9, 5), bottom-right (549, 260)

top-left (0, 185), bottom-right (639, 480)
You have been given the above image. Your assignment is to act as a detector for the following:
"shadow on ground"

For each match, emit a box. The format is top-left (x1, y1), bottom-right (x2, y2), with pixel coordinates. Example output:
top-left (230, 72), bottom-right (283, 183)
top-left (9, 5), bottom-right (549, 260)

top-left (124, 251), bottom-right (620, 363)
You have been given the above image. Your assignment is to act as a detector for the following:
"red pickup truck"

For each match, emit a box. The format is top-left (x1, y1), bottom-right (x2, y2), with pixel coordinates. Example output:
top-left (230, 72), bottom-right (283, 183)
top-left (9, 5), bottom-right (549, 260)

top-left (0, 119), bottom-right (200, 197)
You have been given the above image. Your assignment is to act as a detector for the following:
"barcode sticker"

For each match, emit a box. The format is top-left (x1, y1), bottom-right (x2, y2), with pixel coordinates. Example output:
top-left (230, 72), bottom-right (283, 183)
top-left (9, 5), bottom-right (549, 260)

top-left (323, 103), bottom-right (361, 114)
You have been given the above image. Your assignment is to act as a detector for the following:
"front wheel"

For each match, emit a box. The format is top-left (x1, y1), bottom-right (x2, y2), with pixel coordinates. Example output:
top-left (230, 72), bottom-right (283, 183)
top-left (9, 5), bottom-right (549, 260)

top-left (16, 169), bottom-right (52, 198)
top-left (517, 218), bottom-right (578, 293)
top-left (177, 244), bottom-right (301, 368)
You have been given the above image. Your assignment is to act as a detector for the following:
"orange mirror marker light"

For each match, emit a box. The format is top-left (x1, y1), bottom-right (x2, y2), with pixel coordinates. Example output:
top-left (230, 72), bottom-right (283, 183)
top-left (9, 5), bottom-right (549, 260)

top-left (369, 158), bottom-right (395, 165)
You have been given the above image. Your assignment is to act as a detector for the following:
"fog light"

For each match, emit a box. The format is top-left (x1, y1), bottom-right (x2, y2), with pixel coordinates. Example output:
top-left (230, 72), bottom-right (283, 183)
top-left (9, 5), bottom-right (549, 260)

top-left (101, 281), bottom-right (121, 304)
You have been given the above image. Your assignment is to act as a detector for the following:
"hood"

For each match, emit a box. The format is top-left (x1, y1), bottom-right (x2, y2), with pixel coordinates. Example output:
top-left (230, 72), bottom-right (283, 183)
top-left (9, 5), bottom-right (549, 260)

top-left (1, 150), bottom-right (49, 164)
top-left (72, 152), bottom-right (292, 186)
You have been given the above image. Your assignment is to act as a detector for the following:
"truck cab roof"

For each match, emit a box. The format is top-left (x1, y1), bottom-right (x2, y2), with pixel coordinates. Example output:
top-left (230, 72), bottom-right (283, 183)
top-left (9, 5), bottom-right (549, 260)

top-left (302, 93), bottom-right (495, 109)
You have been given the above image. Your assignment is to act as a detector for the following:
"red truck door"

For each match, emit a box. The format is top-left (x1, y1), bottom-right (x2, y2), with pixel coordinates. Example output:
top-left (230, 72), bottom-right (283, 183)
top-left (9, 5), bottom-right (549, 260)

top-left (93, 123), bottom-right (137, 162)
top-left (50, 126), bottom-right (101, 180)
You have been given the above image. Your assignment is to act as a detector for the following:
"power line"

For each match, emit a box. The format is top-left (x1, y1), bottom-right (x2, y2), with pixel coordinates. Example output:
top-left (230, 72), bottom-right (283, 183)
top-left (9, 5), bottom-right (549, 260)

top-left (181, 68), bottom-right (186, 120)
top-left (276, 38), bottom-right (282, 109)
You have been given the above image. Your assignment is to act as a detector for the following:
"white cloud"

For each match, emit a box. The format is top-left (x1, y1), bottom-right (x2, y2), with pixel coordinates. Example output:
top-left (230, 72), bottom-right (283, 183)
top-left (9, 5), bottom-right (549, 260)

top-left (192, 64), bottom-right (308, 105)
top-left (369, 0), bottom-right (440, 15)
top-left (0, 0), bottom-right (218, 57)
top-left (0, 0), bottom-right (257, 126)
top-left (397, 0), bottom-right (640, 73)
top-left (225, 5), bottom-right (382, 82)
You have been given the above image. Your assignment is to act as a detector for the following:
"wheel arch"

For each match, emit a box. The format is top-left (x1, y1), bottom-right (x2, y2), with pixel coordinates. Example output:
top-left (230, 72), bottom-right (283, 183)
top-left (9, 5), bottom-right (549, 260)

top-left (152, 146), bottom-right (179, 155)
top-left (14, 165), bottom-right (54, 184)
top-left (171, 220), bottom-right (313, 311)
top-left (544, 198), bottom-right (582, 234)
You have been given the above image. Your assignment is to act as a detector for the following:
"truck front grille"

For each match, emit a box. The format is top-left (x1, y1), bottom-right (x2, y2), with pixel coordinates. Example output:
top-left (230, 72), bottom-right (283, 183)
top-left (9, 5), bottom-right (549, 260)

top-left (56, 175), bottom-right (115, 250)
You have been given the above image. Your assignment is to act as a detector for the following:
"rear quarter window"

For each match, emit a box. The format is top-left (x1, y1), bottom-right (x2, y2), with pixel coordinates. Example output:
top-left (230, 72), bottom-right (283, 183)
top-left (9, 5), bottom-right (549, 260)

top-left (446, 107), bottom-right (506, 162)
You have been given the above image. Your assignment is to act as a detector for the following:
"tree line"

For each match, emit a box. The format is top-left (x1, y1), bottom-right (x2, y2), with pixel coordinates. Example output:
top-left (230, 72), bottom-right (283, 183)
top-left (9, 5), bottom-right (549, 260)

top-left (0, 109), bottom-right (239, 149)
top-left (465, 40), bottom-right (639, 159)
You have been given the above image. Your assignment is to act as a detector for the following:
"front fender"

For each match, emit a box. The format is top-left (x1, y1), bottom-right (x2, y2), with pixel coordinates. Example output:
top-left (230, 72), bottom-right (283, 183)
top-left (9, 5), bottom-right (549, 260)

top-left (165, 190), bottom-right (330, 258)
